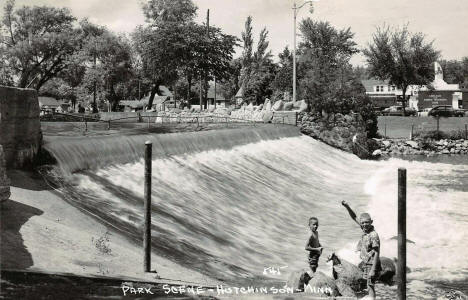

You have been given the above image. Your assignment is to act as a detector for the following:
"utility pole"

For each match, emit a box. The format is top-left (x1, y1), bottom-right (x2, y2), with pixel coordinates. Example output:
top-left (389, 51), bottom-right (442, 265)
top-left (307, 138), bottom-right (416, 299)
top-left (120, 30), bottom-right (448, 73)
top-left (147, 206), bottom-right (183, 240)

top-left (205, 9), bottom-right (210, 110)
top-left (93, 38), bottom-right (97, 113)
top-left (199, 9), bottom-right (210, 111)
top-left (293, 1), bottom-right (317, 103)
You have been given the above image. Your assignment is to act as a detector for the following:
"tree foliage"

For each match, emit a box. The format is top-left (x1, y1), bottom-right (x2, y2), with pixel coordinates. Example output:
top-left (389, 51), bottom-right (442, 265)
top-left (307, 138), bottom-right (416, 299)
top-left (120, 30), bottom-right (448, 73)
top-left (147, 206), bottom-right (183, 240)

top-left (439, 57), bottom-right (468, 85)
top-left (239, 16), bottom-right (275, 105)
top-left (297, 20), bottom-right (358, 113)
top-left (0, 0), bottom-right (79, 90)
top-left (363, 25), bottom-right (439, 114)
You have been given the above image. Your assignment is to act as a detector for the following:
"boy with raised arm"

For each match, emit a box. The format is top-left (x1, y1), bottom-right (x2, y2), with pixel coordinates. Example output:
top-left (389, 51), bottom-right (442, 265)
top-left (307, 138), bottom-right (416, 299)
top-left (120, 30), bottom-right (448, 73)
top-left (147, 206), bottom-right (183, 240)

top-left (341, 201), bottom-right (381, 300)
top-left (305, 217), bottom-right (323, 273)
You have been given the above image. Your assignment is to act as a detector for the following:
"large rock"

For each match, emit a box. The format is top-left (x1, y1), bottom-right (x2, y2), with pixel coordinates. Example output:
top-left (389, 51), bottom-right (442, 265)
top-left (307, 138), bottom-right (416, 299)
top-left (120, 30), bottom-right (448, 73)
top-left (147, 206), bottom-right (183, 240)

top-left (328, 252), bottom-right (366, 292)
top-left (304, 271), bottom-right (340, 297)
top-left (263, 99), bottom-right (272, 111)
top-left (357, 256), bottom-right (398, 285)
top-left (271, 100), bottom-right (284, 111)
top-left (335, 278), bottom-right (357, 298)
top-left (0, 145), bottom-right (10, 202)
top-left (286, 269), bottom-right (311, 292)
top-left (298, 100), bottom-right (308, 112)
top-left (283, 101), bottom-right (294, 111)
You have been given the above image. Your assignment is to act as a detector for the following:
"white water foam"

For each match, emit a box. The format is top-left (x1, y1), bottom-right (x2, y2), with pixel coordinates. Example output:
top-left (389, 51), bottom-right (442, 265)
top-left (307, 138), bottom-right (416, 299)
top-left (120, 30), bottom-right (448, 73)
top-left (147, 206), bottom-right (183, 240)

top-left (62, 135), bottom-right (467, 290)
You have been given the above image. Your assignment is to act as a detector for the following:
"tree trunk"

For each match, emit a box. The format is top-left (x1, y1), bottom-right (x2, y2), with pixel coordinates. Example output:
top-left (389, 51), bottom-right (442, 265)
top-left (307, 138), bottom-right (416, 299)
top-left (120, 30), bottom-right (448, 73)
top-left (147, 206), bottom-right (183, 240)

top-left (147, 80), bottom-right (162, 110)
top-left (187, 75), bottom-right (192, 103)
top-left (401, 86), bottom-right (407, 116)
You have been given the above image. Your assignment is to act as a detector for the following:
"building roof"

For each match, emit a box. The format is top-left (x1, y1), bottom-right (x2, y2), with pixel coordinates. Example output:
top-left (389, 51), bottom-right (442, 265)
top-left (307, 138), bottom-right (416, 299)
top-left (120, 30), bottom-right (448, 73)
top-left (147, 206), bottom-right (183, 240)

top-left (158, 85), bottom-right (173, 97)
top-left (120, 96), bottom-right (170, 108)
top-left (38, 96), bottom-right (68, 107)
top-left (235, 86), bottom-right (244, 98)
top-left (361, 79), bottom-right (390, 93)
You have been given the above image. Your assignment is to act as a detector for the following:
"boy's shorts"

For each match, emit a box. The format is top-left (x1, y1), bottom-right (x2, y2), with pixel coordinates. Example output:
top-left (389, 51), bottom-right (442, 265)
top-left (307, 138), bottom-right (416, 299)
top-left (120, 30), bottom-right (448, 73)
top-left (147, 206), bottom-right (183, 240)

top-left (361, 263), bottom-right (378, 287)
top-left (308, 254), bottom-right (320, 268)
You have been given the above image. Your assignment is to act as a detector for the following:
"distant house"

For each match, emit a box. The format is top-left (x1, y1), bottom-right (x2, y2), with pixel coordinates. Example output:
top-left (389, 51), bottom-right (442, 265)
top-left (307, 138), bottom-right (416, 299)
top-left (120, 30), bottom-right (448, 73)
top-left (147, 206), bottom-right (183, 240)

top-left (118, 85), bottom-right (175, 112)
top-left (119, 96), bottom-right (169, 112)
top-left (38, 96), bottom-right (71, 114)
top-left (207, 82), bottom-right (228, 108)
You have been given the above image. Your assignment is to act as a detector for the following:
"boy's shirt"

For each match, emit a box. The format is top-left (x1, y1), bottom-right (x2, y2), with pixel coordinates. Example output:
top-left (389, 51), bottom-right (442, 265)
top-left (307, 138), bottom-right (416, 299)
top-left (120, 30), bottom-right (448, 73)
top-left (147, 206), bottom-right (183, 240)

top-left (357, 226), bottom-right (380, 264)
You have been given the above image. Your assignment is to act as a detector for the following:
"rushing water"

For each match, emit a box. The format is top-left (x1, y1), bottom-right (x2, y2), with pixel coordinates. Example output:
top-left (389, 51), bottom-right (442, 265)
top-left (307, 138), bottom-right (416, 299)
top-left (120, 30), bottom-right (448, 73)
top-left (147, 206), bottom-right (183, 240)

top-left (43, 126), bottom-right (468, 298)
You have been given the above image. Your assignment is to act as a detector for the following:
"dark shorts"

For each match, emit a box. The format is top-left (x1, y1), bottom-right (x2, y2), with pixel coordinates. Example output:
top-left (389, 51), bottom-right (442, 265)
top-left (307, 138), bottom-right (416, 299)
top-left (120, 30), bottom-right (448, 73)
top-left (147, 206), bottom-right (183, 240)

top-left (308, 254), bottom-right (320, 268)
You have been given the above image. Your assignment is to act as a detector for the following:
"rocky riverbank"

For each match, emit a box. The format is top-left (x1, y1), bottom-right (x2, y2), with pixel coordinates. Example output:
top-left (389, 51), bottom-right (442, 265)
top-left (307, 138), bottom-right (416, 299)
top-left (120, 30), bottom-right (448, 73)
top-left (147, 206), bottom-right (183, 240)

top-left (298, 112), bottom-right (378, 159)
top-left (375, 138), bottom-right (468, 156)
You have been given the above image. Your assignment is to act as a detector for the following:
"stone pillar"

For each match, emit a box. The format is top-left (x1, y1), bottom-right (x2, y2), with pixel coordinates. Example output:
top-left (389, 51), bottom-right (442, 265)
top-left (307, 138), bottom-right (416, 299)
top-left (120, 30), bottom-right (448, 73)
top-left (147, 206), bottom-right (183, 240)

top-left (0, 145), bottom-right (10, 202)
top-left (0, 86), bottom-right (41, 168)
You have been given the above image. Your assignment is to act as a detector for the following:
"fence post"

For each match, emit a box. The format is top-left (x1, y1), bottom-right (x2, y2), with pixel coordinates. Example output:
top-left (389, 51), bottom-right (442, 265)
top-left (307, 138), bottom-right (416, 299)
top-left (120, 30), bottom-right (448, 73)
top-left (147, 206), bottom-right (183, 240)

top-left (107, 120), bottom-right (110, 130)
top-left (85, 119), bottom-right (87, 132)
top-left (384, 123), bottom-right (387, 138)
top-left (295, 112), bottom-right (298, 127)
top-left (410, 124), bottom-right (414, 140)
top-left (436, 116), bottom-right (440, 133)
top-left (144, 141), bottom-right (152, 272)
top-left (148, 116), bottom-right (150, 129)
top-left (465, 124), bottom-right (467, 140)
top-left (397, 168), bottom-right (407, 300)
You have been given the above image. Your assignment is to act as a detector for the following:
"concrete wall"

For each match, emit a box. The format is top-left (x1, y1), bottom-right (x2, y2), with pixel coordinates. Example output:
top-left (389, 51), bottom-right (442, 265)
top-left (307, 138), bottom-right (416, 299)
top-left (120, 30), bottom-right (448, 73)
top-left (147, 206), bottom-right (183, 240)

top-left (0, 86), bottom-right (41, 168)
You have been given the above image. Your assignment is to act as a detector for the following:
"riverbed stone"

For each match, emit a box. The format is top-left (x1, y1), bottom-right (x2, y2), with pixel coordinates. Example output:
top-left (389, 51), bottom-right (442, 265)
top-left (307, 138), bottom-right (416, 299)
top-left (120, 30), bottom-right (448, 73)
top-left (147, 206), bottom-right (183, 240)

top-left (304, 271), bottom-right (340, 297)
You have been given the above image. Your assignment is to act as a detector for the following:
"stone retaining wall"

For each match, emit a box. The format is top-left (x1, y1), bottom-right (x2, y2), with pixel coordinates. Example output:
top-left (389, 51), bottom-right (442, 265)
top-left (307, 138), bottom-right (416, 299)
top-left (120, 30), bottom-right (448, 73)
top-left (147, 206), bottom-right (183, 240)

top-left (0, 145), bottom-right (10, 202)
top-left (99, 110), bottom-right (298, 125)
top-left (0, 86), bottom-right (41, 168)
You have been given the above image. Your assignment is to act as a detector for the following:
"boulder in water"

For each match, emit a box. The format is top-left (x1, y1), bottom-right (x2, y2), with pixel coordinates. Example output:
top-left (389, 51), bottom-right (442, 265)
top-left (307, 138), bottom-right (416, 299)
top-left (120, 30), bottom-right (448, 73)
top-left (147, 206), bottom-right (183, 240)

top-left (379, 257), bottom-right (396, 284)
top-left (335, 278), bottom-right (357, 298)
top-left (357, 256), bottom-right (399, 285)
top-left (328, 252), bottom-right (366, 292)
top-left (286, 269), bottom-right (311, 292)
top-left (304, 271), bottom-right (340, 297)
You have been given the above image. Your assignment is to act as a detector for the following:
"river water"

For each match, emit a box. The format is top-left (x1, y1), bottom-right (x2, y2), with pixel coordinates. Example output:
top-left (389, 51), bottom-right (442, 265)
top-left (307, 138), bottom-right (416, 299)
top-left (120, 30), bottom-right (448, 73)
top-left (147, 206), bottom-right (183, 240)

top-left (44, 126), bottom-right (468, 298)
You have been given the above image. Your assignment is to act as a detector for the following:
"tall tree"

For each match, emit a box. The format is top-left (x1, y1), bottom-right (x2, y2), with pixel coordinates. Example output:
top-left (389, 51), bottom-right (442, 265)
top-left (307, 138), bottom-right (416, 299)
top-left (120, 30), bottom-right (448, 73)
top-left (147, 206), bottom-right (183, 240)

top-left (439, 57), bottom-right (468, 85)
top-left (272, 46), bottom-right (293, 99)
top-left (0, 0), bottom-right (80, 90)
top-left (135, 0), bottom-right (198, 109)
top-left (297, 20), bottom-right (358, 113)
top-left (239, 16), bottom-right (253, 103)
top-left (363, 25), bottom-right (439, 115)
top-left (239, 17), bottom-right (275, 105)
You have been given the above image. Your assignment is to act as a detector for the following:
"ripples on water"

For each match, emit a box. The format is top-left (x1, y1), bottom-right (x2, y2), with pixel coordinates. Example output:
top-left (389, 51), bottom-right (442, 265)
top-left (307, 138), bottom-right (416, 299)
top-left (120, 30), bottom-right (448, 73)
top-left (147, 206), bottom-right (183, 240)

top-left (44, 128), bottom-right (468, 296)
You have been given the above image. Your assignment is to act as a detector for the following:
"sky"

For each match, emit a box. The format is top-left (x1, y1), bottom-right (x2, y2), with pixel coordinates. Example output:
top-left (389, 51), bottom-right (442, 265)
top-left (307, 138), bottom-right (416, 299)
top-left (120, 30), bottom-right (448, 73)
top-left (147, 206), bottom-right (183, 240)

top-left (7, 0), bottom-right (468, 65)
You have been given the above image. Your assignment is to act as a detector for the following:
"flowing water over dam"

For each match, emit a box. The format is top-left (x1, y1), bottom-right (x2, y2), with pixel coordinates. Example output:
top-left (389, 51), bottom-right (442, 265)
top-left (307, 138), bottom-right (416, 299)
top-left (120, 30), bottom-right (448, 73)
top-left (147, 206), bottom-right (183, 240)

top-left (43, 125), bottom-right (468, 297)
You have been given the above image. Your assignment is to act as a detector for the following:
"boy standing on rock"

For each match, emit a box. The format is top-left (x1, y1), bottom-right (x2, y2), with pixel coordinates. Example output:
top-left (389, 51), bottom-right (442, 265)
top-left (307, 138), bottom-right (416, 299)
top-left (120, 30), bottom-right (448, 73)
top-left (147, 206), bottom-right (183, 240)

top-left (305, 217), bottom-right (323, 274)
top-left (342, 201), bottom-right (381, 300)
